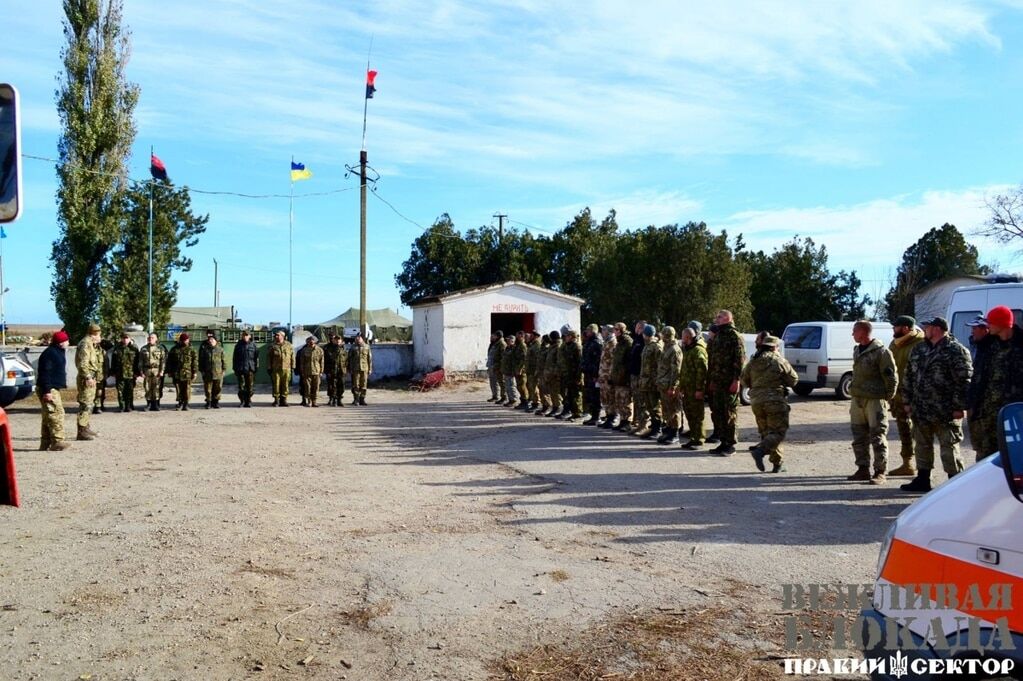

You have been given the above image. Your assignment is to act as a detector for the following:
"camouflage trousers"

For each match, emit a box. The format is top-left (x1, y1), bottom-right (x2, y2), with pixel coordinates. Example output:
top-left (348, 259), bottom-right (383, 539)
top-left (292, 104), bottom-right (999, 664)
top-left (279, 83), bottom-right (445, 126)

top-left (515, 374), bottom-right (527, 403)
top-left (889, 394), bottom-right (914, 462)
top-left (325, 371), bottom-right (344, 400)
top-left (270, 370), bottom-right (291, 401)
top-left (546, 375), bottom-right (562, 411)
top-left (237, 371), bottom-right (255, 402)
top-left (708, 390), bottom-right (739, 446)
top-left (913, 419), bottom-right (964, 476)
top-left (76, 376), bottom-right (96, 428)
top-left (203, 375), bottom-right (223, 404)
top-left (968, 412), bottom-right (999, 462)
top-left (613, 384), bottom-right (632, 422)
top-left (635, 385), bottom-right (661, 426)
top-left (526, 373), bottom-right (540, 405)
top-left (38, 388), bottom-right (66, 447)
top-left (174, 380), bottom-right (192, 405)
top-left (143, 374), bottom-right (162, 401)
top-left (599, 383), bottom-right (614, 418)
top-left (351, 371), bottom-right (368, 398)
top-left (681, 394), bottom-right (705, 443)
top-left (752, 400), bottom-right (790, 464)
top-left (489, 368), bottom-right (504, 400)
top-left (850, 397), bottom-right (889, 471)
top-left (302, 374), bottom-right (320, 403)
top-left (659, 388), bottom-right (682, 430)
top-left (562, 378), bottom-right (583, 416)
top-left (116, 378), bottom-right (137, 409)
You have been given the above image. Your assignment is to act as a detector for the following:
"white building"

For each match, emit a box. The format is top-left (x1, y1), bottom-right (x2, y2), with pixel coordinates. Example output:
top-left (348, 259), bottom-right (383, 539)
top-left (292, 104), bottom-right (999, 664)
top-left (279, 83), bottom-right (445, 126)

top-left (410, 281), bottom-right (583, 373)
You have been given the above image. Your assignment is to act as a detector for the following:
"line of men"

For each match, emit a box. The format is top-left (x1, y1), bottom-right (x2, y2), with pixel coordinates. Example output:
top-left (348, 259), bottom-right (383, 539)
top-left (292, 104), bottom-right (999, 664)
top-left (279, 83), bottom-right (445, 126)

top-left (485, 306), bottom-right (1023, 486)
top-left (35, 325), bottom-right (374, 450)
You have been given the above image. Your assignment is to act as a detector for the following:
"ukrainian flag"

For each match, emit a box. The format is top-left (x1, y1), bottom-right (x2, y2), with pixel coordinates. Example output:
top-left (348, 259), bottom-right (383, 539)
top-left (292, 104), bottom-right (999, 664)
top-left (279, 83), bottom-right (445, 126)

top-left (290, 161), bottom-right (312, 182)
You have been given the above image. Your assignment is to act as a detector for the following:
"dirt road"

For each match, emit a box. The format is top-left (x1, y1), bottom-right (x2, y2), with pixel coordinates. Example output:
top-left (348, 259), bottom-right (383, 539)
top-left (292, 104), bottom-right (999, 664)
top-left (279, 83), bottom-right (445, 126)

top-left (0, 381), bottom-right (921, 680)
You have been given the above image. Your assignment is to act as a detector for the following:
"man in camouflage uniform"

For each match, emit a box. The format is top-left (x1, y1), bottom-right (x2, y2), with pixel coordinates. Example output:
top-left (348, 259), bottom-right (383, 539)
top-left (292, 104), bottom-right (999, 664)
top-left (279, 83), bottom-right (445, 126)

top-left (968, 305), bottom-right (1023, 461)
top-left (268, 330), bottom-right (294, 407)
top-left (706, 310), bottom-right (746, 456)
top-left (524, 330), bottom-right (542, 411)
top-left (678, 324), bottom-right (708, 450)
top-left (512, 331), bottom-right (529, 409)
top-left (486, 331), bottom-right (506, 403)
top-left (608, 322), bottom-right (634, 431)
top-left (348, 333), bottom-right (373, 405)
top-left (557, 325), bottom-right (583, 421)
top-left (323, 334), bottom-right (347, 407)
top-left (847, 321), bottom-right (898, 484)
top-left (298, 335), bottom-right (325, 407)
top-left (534, 334), bottom-right (552, 415)
top-left (136, 333), bottom-right (166, 411)
top-left (110, 332), bottom-right (139, 412)
top-left (232, 330), bottom-right (259, 408)
top-left (581, 324), bottom-right (604, 425)
top-left (597, 325), bottom-right (617, 427)
top-left (634, 324), bottom-right (663, 438)
top-left (95, 338), bottom-right (113, 413)
top-left (199, 331), bottom-right (227, 409)
top-left (655, 325), bottom-right (684, 444)
top-left (500, 334), bottom-right (519, 406)
top-left (887, 315), bottom-right (925, 476)
top-left (900, 317), bottom-right (973, 493)
top-left (166, 332), bottom-right (199, 411)
top-left (75, 323), bottom-right (103, 440)
top-left (742, 334), bottom-right (798, 473)
top-left (544, 330), bottom-right (563, 417)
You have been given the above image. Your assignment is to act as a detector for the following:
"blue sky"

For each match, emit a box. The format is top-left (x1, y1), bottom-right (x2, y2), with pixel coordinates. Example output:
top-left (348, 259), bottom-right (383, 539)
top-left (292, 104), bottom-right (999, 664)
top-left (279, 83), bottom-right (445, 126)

top-left (7, 0), bottom-right (1023, 325)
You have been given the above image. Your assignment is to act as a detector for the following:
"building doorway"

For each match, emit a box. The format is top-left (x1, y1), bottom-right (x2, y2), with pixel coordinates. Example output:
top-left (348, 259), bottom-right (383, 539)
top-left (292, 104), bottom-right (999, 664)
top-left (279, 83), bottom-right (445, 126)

top-left (491, 312), bottom-right (534, 337)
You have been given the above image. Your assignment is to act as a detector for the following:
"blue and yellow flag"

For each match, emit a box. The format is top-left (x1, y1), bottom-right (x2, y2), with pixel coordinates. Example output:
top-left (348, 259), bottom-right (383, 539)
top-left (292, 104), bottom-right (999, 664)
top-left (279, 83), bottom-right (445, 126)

top-left (290, 161), bottom-right (312, 182)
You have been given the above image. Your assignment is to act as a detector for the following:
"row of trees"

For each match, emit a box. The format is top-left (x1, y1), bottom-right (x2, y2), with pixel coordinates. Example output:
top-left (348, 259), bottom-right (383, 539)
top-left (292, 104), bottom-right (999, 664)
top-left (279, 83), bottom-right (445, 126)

top-left (52, 0), bottom-right (205, 340)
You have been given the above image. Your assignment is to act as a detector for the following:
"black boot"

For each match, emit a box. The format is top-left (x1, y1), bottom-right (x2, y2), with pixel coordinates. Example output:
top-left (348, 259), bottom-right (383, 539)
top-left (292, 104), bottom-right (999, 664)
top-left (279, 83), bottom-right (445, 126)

top-left (359, 395), bottom-right (367, 405)
top-left (657, 428), bottom-right (678, 445)
top-left (900, 470), bottom-right (932, 493)
top-left (212, 401), bottom-right (220, 409)
top-left (641, 419), bottom-right (662, 440)
top-left (205, 401), bottom-right (211, 410)
top-left (751, 445), bottom-right (767, 472)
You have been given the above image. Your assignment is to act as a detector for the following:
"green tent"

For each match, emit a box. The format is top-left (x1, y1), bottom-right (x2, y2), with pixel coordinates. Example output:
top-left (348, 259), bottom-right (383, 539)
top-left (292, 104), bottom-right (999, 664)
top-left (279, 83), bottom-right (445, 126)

top-left (312, 307), bottom-right (412, 342)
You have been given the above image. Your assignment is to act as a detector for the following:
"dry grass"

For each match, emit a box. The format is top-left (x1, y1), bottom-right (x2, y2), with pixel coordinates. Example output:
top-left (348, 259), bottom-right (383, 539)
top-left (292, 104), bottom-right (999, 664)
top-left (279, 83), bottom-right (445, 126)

top-left (338, 601), bottom-right (393, 629)
top-left (547, 570), bottom-right (570, 583)
top-left (490, 605), bottom-right (782, 681)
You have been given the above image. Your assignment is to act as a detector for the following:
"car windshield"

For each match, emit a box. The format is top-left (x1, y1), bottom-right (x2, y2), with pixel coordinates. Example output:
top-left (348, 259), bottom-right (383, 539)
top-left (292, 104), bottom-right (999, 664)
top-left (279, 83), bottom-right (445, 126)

top-left (782, 326), bottom-right (822, 349)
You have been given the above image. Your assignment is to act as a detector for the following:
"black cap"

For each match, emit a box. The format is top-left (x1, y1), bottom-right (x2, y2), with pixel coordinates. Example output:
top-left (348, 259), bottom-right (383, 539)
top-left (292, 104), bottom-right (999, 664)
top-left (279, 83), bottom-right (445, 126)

top-left (966, 315), bottom-right (989, 328)
top-left (493, 330), bottom-right (503, 338)
top-left (921, 316), bottom-right (949, 331)
top-left (549, 330), bottom-right (560, 340)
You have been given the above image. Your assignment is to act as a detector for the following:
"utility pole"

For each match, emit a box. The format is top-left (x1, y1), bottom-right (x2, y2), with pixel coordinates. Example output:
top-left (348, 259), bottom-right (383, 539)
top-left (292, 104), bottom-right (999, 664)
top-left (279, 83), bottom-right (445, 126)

top-left (493, 213), bottom-right (507, 241)
top-left (213, 258), bottom-right (218, 308)
top-left (359, 149), bottom-right (367, 332)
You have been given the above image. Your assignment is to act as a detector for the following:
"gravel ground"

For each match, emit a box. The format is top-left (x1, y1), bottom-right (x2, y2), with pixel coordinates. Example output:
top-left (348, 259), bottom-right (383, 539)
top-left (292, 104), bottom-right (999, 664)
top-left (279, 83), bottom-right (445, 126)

top-left (0, 380), bottom-right (933, 680)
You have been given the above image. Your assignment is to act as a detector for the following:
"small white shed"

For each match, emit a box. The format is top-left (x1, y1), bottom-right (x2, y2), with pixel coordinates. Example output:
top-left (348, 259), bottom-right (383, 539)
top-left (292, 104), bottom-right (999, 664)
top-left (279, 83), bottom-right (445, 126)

top-left (410, 281), bottom-right (583, 373)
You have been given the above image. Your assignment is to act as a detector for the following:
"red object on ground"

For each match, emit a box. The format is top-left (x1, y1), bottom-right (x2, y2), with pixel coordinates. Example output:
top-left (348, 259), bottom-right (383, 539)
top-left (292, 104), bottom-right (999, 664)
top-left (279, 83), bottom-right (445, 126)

top-left (0, 408), bottom-right (18, 507)
top-left (411, 368), bottom-right (446, 392)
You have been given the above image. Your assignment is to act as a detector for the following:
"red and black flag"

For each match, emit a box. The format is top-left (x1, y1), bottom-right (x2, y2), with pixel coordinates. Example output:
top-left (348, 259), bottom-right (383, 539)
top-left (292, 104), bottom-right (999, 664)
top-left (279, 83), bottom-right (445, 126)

top-left (150, 154), bottom-right (168, 181)
top-left (366, 69), bottom-right (378, 99)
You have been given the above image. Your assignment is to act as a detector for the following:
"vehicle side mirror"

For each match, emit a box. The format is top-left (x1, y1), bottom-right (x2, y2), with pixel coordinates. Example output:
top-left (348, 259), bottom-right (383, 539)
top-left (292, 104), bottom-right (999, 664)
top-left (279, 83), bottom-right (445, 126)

top-left (997, 402), bottom-right (1023, 503)
top-left (0, 84), bottom-right (23, 224)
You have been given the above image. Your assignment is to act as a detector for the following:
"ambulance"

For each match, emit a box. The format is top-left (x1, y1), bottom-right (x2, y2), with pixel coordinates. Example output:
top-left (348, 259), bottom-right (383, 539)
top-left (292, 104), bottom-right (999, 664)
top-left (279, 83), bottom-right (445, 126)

top-left (861, 403), bottom-right (1023, 679)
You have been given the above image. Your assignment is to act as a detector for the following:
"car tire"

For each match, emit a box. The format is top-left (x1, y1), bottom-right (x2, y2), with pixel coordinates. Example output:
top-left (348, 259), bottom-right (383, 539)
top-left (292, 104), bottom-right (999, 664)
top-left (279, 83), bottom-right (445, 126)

top-left (836, 373), bottom-right (853, 400)
top-left (740, 385), bottom-right (751, 406)
top-left (793, 384), bottom-right (814, 397)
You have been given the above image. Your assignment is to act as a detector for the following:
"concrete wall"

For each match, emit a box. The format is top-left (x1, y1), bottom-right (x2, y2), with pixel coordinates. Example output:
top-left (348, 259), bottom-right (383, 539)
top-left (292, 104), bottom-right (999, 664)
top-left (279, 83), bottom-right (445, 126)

top-left (412, 304), bottom-right (444, 372)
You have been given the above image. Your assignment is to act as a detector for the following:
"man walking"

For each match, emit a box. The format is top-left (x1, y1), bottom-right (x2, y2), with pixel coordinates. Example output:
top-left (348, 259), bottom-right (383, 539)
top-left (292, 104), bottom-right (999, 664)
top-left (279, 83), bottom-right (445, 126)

top-left (486, 331), bottom-right (506, 403)
top-left (900, 317), bottom-right (973, 493)
top-left (887, 315), bottom-right (925, 477)
top-left (512, 331), bottom-right (529, 409)
top-left (742, 334), bottom-right (798, 473)
top-left (199, 331), bottom-right (227, 409)
top-left (580, 324), bottom-right (604, 425)
top-left (678, 324), bottom-right (708, 450)
top-left (534, 334), bottom-right (552, 415)
top-left (706, 310), bottom-right (745, 456)
top-left (268, 330), bottom-right (294, 407)
top-left (967, 306), bottom-right (1023, 461)
top-left (500, 334), bottom-right (519, 407)
top-left (323, 333), bottom-right (347, 407)
top-left (232, 330), bottom-right (259, 407)
top-left (135, 333), bottom-right (166, 411)
top-left (543, 331), bottom-right (563, 417)
top-left (110, 332), bottom-right (139, 412)
top-left (37, 330), bottom-right (72, 451)
top-left (655, 325), bottom-right (683, 444)
top-left (299, 335), bottom-right (325, 407)
top-left (75, 323), bottom-right (103, 440)
top-left (348, 333), bottom-right (373, 405)
top-left (847, 321), bottom-right (898, 485)
top-left (167, 333), bottom-right (199, 411)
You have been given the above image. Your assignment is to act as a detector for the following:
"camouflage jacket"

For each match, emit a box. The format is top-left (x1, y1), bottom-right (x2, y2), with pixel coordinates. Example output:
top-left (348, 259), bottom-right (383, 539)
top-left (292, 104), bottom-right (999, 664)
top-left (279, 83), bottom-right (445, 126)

top-left (558, 338), bottom-right (582, 383)
top-left (75, 337), bottom-right (104, 380)
top-left (349, 345), bottom-right (373, 373)
top-left (545, 339), bottom-right (562, 380)
top-left (525, 338), bottom-right (542, 376)
top-left (110, 343), bottom-right (139, 380)
top-left (850, 339), bottom-right (897, 401)
top-left (299, 344), bottom-right (324, 376)
top-left (706, 323), bottom-right (745, 391)
top-left (639, 338), bottom-right (663, 391)
top-left (889, 329), bottom-right (925, 398)
top-left (323, 343), bottom-right (348, 375)
top-left (199, 342), bottom-right (227, 379)
top-left (500, 342), bottom-right (522, 375)
top-left (166, 343), bottom-right (199, 382)
top-left (598, 336), bottom-right (617, 385)
top-left (678, 337), bottom-right (708, 395)
top-left (486, 338), bottom-right (506, 370)
top-left (656, 333), bottom-right (683, 390)
top-left (268, 341), bottom-right (294, 372)
top-left (610, 334), bottom-right (633, 386)
top-left (135, 343), bottom-right (166, 377)
top-left (904, 334), bottom-right (972, 422)
top-left (740, 349), bottom-right (797, 404)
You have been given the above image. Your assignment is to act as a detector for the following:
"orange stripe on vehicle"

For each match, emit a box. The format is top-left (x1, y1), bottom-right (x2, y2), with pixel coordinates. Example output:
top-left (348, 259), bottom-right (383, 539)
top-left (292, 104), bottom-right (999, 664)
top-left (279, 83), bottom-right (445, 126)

top-left (881, 538), bottom-right (1023, 631)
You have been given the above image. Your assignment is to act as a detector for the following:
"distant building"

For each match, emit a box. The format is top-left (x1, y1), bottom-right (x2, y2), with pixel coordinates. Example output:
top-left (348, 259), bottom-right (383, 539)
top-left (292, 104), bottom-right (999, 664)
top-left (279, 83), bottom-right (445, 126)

top-left (409, 281), bottom-right (583, 373)
top-left (169, 306), bottom-right (235, 328)
top-left (914, 273), bottom-right (1021, 322)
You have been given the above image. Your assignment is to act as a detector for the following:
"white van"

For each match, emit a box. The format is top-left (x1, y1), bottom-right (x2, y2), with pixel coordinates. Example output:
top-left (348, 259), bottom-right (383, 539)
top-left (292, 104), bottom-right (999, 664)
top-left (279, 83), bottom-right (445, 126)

top-left (947, 282), bottom-right (1023, 341)
top-left (780, 321), bottom-right (893, 399)
top-left (861, 403), bottom-right (1023, 677)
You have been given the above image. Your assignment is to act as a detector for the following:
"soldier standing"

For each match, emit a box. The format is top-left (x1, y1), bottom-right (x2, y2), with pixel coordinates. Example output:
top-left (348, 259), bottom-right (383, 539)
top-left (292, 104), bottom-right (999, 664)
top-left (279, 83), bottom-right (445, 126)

top-left (524, 331), bottom-right (542, 411)
top-left (110, 332), bottom-right (139, 412)
top-left (557, 325), bottom-right (583, 421)
top-left (95, 338), bottom-right (113, 413)
top-left (512, 331), bottom-right (529, 409)
top-left (847, 321), bottom-right (898, 485)
top-left (705, 310), bottom-right (746, 456)
top-left (742, 334), bottom-right (798, 473)
top-left (608, 323), bottom-right (633, 431)
top-left (500, 335), bottom-right (519, 406)
top-left (635, 324), bottom-right (663, 438)
top-left (268, 330), bottom-right (294, 407)
top-left (887, 316), bottom-right (925, 477)
top-left (655, 326), bottom-right (683, 445)
top-left (626, 321), bottom-right (646, 431)
top-left (135, 333), bottom-right (166, 411)
top-left (678, 324), bottom-right (708, 450)
top-left (299, 335), bottom-right (325, 407)
top-left (166, 333), bottom-right (198, 411)
top-left (198, 331), bottom-right (227, 409)
top-left (544, 330), bottom-right (563, 417)
top-left (534, 334), bottom-right (553, 415)
top-left (486, 331), bottom-right (506, 403)
top-left (597, 325), bottom-right (617, 427)
top-left (323, 334), bottom-right (347, 407)
top-left (37, 330), bottom-right (72, 451)
top-left (75, 323), bottom-right (103, 441)
top-left (232, 330), bottom-right (258, 408)
top-left (967, 306), bottom-right (1023, 461)
top-left (295, 340), bottom-right (310, 406)
top-left (348, 334), bottom-right (373, 405)
top-left (581, 324), bottom-right (604, 425)
top-left (900, 317), bottom-right (973, 493)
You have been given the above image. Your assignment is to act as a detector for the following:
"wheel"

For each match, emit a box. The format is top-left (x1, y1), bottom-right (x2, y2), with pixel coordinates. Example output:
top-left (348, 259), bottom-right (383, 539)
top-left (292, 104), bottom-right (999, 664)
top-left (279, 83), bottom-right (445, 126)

top-left (740, 385), bottom-right (751, 406)
top-left (793, 384), bottom-right (814, 397)
top-left (836, 373), bottom-right (853, 400)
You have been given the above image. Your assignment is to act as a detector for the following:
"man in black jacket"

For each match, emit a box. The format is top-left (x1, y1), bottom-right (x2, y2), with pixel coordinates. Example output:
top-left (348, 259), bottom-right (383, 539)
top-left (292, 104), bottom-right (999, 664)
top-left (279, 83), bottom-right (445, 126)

top-left (967, 306), bottom-right (1023, 461)
top-left (37, 330), bottom-right (72, 451)
top-left (624, 320), bottom-right (646, 432)
top-left (232, 330), bottom-right (259, 407)
top-left (580, 324), bottom-right (604, 425)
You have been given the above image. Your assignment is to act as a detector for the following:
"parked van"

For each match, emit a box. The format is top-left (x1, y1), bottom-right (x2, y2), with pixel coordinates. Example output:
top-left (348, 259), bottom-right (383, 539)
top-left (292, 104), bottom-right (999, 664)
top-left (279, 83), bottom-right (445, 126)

top-left (780, 321), bottom-right (893, 399)
top-left (861, 402), bottom-right (1023, 677)
top-left (738, 333), bottom-right (784, 406)
top-left (947, 282), bottom-right (1023, 342)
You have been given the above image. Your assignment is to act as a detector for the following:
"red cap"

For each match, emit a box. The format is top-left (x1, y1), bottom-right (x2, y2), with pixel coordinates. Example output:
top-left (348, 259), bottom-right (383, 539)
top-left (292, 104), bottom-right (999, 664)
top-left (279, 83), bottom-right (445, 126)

top-left (987, 305), bottom-right (1014, 329)
top-left (179, 332), bottom-right (190, 342)
top-left (52, 330), bottom-right (69, 344)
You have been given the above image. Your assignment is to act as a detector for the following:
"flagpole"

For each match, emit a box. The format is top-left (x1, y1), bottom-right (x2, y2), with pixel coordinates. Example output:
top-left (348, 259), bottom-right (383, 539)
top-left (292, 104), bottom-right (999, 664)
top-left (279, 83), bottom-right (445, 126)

top-left (359, 59), bottom-right (370, 333)
top-left (289, 156), bottom-right (294, 335)
top-left (148, 145), bottom-right (154, 334)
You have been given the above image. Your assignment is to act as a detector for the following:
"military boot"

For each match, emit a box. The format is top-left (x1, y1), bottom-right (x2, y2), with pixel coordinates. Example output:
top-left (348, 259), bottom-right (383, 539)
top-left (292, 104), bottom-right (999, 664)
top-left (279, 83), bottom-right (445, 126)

top-left (599, 416), bottom-right (617, 429)
top-left (49, 440), bottom-right (72, 452)
top-left (870, 470), bottom-right (887, 485)
top-left (680, 439), bottom-right (703, 450)
top-left (900, 470), bottom-right (932, 493)
top-left (658, 428), bottom-right (679, 445)
top-left (706, 432), bottom-right (720, 444)
top-left (76, 426), bottom-right (95, 441)
top-left (613, 419), bottom-right (631, 432)
top-left (887, 456), bottom-right (916, 477)
top-left (301, 398), bottom-right (308, 407)
top-left (182, 403), bottom-right (189, 411)
top-left (205, 400), bottom-right (211, 409)
top-left (85, 425), bottom-right (99, 438)
top-left (39, 435), bottom-right (51, 451)
top-left (212, 401), bottom-right (220, 409)
top-left (92, 405), bottom-right (101, 415)
top-left (641, 419), bottom-right (662, 440)
top-left (750, 445), bottom-right (767, 472)
top-left (847, 466), bottom-right (871, 482)
top-left (771, 463), bottom-right (786, 473)
top-left (359, 395), bottom-right (367, 405)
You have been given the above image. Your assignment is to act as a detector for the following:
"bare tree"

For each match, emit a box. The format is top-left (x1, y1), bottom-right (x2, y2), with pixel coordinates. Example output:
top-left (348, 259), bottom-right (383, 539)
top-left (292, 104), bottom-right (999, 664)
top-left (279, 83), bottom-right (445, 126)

top-left (981, 187), bottom-right (1023, 244)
